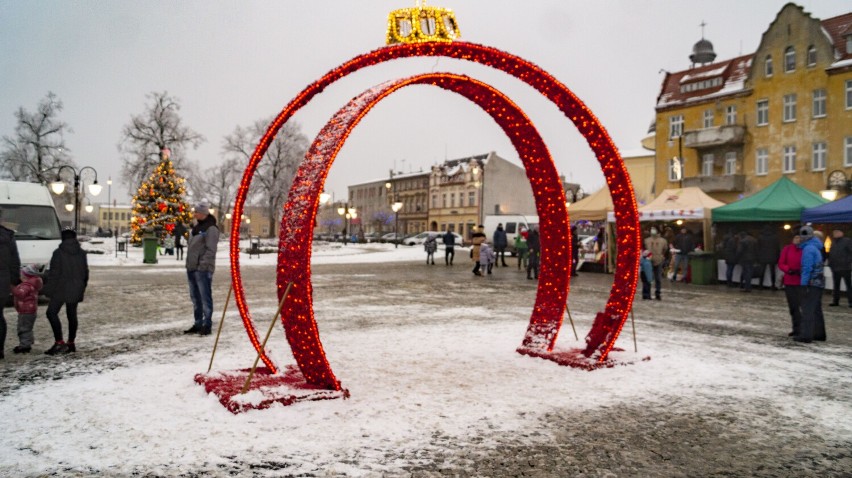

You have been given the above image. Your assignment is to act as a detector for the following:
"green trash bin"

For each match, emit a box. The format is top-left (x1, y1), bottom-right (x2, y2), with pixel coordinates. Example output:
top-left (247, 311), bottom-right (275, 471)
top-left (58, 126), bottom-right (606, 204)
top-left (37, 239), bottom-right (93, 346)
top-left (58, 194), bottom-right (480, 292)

top-left (688, 251), bottom-right (716, 285)
top-left (142, 235), bottom-right (159, 264)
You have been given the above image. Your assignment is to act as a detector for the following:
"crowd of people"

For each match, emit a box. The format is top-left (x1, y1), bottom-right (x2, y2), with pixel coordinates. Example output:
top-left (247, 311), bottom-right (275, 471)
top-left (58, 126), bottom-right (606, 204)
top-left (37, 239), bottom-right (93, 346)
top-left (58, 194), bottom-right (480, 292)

top-left (639, 222), bottom-right (851, 343)
top-left (422, 223), bottom-right (545, 280)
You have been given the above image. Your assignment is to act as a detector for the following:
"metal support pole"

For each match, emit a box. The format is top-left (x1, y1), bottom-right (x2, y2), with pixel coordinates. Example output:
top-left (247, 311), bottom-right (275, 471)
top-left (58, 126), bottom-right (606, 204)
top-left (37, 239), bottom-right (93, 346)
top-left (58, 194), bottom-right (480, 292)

top-left (241, 281), bottom-right (294, 394)
top-left (206, 284), bottom-right (233, 373)
top-left (565, 306), bottom-right (579, 341)
top-left (630, 308), bottom-right (638, 353)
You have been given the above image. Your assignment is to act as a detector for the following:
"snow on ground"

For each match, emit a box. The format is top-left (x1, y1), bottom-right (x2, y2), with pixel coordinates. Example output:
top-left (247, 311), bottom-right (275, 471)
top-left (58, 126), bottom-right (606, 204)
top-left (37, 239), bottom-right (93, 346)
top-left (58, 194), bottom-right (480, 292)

top-left (82, 237), bottom-right (449, 267)
top-left (0, 242), bottom-right (850, 476)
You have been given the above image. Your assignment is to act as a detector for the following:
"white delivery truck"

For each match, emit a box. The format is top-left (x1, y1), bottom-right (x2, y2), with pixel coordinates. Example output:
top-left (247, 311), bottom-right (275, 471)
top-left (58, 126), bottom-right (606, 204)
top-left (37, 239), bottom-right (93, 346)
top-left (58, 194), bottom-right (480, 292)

top-left (482, 214), bottom-right (539, 255)
top-left (0, 180), bottom-right (62, 274)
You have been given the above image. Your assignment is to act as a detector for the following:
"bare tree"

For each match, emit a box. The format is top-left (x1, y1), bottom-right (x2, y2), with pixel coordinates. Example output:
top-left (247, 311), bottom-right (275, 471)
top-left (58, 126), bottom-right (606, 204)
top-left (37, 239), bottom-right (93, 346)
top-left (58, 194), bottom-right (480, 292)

top-left (223, 119), bottom-right (307, 237)
top-left (119, 91), bottom-right (204, 188)
top-left (0, 92), bottom-right (74, 182)
top-left (198, 158), bottom-right (241, 227)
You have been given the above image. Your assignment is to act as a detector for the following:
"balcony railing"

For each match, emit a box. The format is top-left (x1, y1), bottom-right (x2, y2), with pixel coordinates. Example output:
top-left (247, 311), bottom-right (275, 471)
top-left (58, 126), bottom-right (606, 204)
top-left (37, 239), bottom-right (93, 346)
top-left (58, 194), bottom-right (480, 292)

top-left (683, 125), bottom-right (746, 149)
top-left (683, 174), bottom-right (746, 192)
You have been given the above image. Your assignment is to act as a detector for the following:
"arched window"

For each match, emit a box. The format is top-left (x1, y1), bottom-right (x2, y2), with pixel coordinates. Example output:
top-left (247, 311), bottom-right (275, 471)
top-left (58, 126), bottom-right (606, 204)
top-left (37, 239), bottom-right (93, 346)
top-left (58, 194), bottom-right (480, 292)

top-left (784, 46), bottom-right (796, 72)
top-left (807, 45), bottom-right (817, 67)
top-left (765, 55), bottom-right (773, 77)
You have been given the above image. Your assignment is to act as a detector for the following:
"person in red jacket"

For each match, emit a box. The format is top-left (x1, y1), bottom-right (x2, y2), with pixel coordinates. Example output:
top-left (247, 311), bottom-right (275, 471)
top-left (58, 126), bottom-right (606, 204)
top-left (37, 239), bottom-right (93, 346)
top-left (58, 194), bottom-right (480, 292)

top-left (12, 265), bottom-right (43, 354)
top-left (777, 235), bottom-right (803, 337)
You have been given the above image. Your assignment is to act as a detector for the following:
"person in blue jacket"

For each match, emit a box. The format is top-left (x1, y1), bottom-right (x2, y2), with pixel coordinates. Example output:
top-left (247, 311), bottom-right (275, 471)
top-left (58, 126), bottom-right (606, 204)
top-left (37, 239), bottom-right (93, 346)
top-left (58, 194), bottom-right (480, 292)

top-left (640, 250), bottom-right (654, 300)
top-left (796, 225), bottom-right (826, 343)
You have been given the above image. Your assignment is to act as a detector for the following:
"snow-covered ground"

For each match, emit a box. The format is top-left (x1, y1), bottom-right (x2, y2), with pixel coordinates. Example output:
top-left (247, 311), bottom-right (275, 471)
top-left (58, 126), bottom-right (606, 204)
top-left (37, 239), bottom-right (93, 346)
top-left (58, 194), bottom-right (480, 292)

top-left (0, 240), bottom-right (850, 476)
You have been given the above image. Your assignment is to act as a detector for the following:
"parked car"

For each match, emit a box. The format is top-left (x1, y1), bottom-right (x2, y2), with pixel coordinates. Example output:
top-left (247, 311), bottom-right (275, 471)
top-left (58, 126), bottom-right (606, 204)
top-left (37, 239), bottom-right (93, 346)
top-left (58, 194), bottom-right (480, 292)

top-left (363, 232), bottom-right (380, 243)
top-left (381, 232), bottom-right (405, 242)
top-left (403, 231), bottom-right (463, 246)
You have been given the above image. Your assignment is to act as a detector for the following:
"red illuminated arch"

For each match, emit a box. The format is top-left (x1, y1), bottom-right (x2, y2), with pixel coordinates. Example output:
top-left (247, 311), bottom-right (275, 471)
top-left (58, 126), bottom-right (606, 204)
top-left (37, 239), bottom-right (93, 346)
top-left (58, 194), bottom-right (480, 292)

top-left (230, 43), bottom-right (640, 387)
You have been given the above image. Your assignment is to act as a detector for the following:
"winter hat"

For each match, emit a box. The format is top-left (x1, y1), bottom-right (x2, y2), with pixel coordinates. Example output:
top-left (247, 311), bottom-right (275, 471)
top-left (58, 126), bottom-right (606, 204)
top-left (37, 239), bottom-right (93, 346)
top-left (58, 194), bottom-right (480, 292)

top-left (649, 227), bottom-right (659, 235)
top-left (642, 250), bottom-right (652, 258)
top-left (194, 202), bottom-right (210, 215)
top-left (798, 225), bottom-right (814, 239)
top-left (21, 264), bottom-right (40, 277)
top-left (61, 228), bottom-right (77, 241)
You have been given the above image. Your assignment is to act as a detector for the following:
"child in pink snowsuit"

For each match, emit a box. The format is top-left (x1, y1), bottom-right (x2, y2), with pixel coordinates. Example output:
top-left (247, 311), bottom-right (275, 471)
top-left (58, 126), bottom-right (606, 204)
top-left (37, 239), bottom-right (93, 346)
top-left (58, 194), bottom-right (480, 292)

top-left (12, 265), bottom-right (43, 353)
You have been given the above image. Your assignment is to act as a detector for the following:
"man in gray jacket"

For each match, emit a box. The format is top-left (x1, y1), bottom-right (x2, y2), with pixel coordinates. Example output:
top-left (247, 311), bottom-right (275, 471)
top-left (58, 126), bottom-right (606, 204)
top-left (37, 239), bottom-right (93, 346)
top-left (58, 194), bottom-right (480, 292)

top-left (184, 202), bottom-right (219, 336)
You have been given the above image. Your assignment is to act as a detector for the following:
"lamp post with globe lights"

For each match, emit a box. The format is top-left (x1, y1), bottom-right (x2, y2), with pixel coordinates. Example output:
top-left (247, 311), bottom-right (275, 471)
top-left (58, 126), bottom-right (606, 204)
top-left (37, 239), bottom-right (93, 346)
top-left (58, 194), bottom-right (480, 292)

top-left (49, 165), bottom-right (102, 232)
top-left (337, 203), bottom-right (356, 245)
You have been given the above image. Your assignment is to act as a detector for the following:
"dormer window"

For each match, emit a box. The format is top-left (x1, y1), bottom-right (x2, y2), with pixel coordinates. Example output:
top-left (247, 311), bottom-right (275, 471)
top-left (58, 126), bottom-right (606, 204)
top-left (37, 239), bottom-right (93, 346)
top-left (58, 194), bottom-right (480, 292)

top-left (784, 46), bottom-right (796, 72)
top-left (765, 55), bottom-right (773, 77)
top-left (847, 35), bottom-right (852, 55)
top-left (807, 45), bottom-right (817, 67)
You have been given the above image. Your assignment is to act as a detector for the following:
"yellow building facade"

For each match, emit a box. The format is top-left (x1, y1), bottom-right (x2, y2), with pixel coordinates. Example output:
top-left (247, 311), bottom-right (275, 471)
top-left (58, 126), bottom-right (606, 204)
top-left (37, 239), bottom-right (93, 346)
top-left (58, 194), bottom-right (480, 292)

top-left (655, 4), bottom-right (852, 204)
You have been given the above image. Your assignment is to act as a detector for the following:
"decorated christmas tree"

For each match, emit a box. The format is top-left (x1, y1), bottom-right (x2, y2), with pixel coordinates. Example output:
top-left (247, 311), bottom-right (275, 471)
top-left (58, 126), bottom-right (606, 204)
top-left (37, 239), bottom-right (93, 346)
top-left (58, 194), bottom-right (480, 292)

top-left (130, 147), bottom-right (193, 243)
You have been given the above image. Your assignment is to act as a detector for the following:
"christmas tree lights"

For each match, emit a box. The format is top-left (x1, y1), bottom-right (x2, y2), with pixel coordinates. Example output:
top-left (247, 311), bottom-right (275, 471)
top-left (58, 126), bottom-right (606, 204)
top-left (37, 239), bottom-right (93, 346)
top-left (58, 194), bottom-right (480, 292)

top-left (130, 148), bottom-right (193, 243)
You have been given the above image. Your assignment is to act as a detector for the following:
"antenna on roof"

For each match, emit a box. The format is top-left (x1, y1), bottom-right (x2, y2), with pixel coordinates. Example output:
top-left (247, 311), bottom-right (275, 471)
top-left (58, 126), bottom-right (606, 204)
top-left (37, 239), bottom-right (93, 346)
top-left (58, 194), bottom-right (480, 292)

top-left (700, 20), bottom-right (707, 39)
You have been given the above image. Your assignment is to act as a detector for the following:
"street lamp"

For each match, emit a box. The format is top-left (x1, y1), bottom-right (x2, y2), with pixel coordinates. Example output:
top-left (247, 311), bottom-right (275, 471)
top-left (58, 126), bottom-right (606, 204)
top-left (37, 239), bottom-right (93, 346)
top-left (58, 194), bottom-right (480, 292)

top-left (392, 200), bottom-right (403, 248)
top-left (49, 165), bottom-right (101, 231)
top-left (337, 203), bottom-right (356, 245)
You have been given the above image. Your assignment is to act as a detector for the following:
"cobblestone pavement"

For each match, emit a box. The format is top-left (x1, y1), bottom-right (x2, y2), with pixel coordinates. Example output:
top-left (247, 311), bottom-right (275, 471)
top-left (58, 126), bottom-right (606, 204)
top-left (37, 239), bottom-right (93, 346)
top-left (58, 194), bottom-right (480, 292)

top-left (2, 259), bottom-right (851, 477)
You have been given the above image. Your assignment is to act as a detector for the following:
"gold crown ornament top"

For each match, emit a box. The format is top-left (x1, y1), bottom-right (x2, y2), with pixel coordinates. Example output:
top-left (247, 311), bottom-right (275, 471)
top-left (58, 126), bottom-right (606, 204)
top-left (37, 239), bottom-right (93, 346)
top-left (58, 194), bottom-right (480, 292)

top-left (386, 0), bottom-right (460, 45)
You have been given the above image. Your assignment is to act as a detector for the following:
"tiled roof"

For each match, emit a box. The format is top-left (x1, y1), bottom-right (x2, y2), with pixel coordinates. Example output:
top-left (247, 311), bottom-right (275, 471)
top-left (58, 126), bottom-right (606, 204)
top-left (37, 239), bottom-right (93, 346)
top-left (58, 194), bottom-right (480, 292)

top-left (656, 54), bottom-right (752, 109)
top-left (821, 12), bottom-right (852, 61)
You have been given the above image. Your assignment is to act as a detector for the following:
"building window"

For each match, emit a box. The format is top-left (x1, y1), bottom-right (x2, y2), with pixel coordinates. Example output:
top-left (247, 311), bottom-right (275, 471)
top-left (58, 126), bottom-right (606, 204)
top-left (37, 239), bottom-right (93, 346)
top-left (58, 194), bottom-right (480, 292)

top-left (846, 137), bottom-right (852, 167)
top-left (807, 45), bottom-right (817, 66)
top-left (442, 194), bottom-right (447, 208)
top-left (725, 105), bottom-right (737, 125)
top-left (667, 158), bottom-right (682, 182)
top-left (847, 80), bottom-right (852, 110)
top-left (724, 152), bottom-right (737, 175)
top-left (703, 109), bottom-right (714, 128)
top-left (811, 142), bottom-right (826, 171)
top-left (468, 191), bottom-right (475, 206)
top-left (431, 194), bottom-right (437, 208)
top-left (812, 89), bottom-right (826, 118)
top-left (701, 154), bottom-right (714, 177)
top-left (765, 55), bottom-right (773, 77)
top-left (756, 148), bottom-right (768, 176)
top-left (847, 37), bottom-right (852, 57)
top-left (783, 94), bottom-right (796, 122)
top-left (669, 115), bottom-right (683, 138)
top-left (783, 146), bottom-right (796, 173)
top-left (757, 100), bottom-right (769, 126)
top-left (784, 46), bottom-right (795, 72)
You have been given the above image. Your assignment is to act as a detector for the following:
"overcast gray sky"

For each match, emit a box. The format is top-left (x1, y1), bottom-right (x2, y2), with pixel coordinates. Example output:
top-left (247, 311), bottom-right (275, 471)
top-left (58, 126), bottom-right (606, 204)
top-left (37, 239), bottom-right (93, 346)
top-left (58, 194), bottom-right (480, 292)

top-left (1, 1), bottom-right (847, 203)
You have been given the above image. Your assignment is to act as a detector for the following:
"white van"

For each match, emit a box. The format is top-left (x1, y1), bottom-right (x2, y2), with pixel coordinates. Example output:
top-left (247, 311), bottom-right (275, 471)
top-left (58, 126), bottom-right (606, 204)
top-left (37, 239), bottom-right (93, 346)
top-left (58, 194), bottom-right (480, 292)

top-left (0, 180), bottom-right (62, 273)
top-left (482, 214), bottom-right (539, 255)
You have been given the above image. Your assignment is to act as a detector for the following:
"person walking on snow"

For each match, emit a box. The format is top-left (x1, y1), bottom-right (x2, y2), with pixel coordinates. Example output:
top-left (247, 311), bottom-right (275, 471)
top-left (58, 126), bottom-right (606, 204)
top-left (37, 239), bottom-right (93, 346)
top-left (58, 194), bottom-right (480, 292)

top-left (796, 226), bottom-right (826, 343)
top-left (479, 241), bottom-right (496, 275)
top-left (777, 235), bottom-right (803, 337)
top-left (827, 228), bottom-right (852, 307)
top-left (184, 202), bottom-right (219, 336)
top-left (671, 227), bottom-right (695, 282)
top-left (526, 228), bottom-right (541, 280)
top-left (424, 233), bottom-right (437, 265)
top-left (442, 229), bottom-right (455, 266)
top-left (639, 250), bottom-right (653, 300)
top-left (492, 223), bottom-right (508, 267)
top-left (0, 213), bottom-right (21, 359)
top-left (643, 227), bottom-right (667, 300)
top-left (756, 225), bottom-right (781, 290)
top-left (470, 225), bottom-right (486, 276)
top-left (42, 228), bottom-right (89, 355)
top-left (12, 265), bottom-right (43, 354)
top-left (736, 230), bottom-right (758, 292)
top-left (515, 226), bottom-right (528, 271)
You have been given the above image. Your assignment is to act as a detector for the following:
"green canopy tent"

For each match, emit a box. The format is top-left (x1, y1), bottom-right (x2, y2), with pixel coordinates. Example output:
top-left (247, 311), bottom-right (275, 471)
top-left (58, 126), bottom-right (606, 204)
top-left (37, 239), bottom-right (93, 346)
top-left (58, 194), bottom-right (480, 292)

top-left (712, 176), bottom-right (828, 222)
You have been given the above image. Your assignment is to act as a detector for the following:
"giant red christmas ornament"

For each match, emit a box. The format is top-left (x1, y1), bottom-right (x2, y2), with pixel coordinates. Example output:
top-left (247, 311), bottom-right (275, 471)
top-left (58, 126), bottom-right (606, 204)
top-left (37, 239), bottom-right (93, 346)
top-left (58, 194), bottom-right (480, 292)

top-left (224, 42), bottom-right (640, 395)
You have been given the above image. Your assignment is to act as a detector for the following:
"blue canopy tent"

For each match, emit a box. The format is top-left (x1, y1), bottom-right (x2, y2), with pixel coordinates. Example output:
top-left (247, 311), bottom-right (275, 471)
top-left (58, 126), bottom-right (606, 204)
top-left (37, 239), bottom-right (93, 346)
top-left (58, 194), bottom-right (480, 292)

top-left (801, 195), bottom-right (852, 224)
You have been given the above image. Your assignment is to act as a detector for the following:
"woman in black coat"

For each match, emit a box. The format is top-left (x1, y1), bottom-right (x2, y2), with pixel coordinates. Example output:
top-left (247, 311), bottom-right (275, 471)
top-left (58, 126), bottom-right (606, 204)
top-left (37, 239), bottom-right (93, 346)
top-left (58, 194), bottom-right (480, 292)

top-left (0, 219), bottom-right (21, 359)
top-left (42, 229), bottom-right (89, 355)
